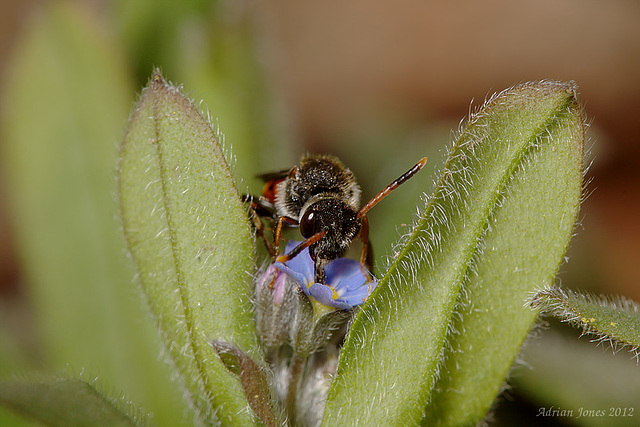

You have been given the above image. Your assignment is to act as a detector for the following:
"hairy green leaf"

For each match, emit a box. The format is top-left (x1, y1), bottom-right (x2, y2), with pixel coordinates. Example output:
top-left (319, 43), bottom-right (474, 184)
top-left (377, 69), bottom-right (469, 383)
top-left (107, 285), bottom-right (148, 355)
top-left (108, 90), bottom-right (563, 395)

top-left (0, 3), bottom-right (187, 425)
top-left (0, 377), bottom-right (139, 427)
top-left (530, 287), bottom-right (640, 359)
top-left (323, 81), bottom-right (584, 426)
top-left (118, 71), bottom-right (257, 425)
top-left (422, 82), bottom-right (584, 426)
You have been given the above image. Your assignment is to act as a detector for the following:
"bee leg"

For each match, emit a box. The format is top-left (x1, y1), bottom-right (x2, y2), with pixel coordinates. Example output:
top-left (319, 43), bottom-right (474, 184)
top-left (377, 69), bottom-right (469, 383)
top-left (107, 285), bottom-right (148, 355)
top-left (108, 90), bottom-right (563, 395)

top-left (243, 195), bottom-right (275, 257)
top-left (359, 215), bottom-right (375, 272)
top-left (251, 209), bottom-right (275, 257)
top-left (359, 214), bottom-right (374, 296)
top-left (241, 194), bottom-right (276, 218)
top-left (273, 215), bottom-right (299, 259)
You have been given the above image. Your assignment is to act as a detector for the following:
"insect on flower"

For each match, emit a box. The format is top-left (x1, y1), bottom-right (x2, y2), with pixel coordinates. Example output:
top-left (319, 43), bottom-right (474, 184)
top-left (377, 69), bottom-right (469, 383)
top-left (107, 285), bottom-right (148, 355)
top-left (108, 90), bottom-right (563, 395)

top-left (275, 241), bottom-right (378, 310)
top-left (246, 153), bottom-right (427, 285)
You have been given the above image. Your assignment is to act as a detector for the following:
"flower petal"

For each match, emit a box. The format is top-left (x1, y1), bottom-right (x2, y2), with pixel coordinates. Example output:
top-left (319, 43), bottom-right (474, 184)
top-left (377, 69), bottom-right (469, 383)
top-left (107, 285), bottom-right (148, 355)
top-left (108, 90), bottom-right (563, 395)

top-left (274, 261), bottom-right (310, 297)
top-left (326, 258), bottom-right (373, 292)
top-left (307, 283), bottom-right (353, 310)
top-left (282, 241), bottom-right (315, 280)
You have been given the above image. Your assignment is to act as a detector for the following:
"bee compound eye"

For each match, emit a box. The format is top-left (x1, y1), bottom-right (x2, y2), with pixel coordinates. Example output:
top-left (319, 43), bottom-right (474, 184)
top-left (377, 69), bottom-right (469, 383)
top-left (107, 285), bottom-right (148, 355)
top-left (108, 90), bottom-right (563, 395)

top-left (300, 207), bottom-right (318, 238)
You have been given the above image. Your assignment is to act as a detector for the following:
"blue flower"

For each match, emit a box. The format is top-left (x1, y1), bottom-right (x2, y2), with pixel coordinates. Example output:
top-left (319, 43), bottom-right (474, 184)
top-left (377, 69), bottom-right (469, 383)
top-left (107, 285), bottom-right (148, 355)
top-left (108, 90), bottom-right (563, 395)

top-left (274, 241), bottom-right (377, 310)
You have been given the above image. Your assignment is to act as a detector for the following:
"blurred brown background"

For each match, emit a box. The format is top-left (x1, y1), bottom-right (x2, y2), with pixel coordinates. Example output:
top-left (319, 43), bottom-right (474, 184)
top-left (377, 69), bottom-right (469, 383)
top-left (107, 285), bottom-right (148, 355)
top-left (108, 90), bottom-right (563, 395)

top-left (1, 0), bottom-right (639, 424)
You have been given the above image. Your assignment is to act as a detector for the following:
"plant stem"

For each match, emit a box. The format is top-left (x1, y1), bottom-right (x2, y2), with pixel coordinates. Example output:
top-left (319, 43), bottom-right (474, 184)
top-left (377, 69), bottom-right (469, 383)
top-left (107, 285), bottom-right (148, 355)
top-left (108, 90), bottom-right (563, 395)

top-left (286, 352), bottom-right (306, 426)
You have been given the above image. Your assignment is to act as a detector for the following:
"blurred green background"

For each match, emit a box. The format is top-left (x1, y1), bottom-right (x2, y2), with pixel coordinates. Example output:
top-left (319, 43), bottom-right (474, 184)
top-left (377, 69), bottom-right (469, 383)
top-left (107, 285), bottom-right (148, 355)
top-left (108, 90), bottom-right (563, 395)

top-left (1, 1), bottom-right (639, 425)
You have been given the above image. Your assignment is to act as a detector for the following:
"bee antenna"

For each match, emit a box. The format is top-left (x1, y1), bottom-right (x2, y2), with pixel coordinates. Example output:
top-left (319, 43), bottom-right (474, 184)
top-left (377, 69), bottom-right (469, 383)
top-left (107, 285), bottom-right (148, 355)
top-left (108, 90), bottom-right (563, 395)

top-left (357, 157), bottom-right (427, 218)
top-left (276, 230), bottom-right (327, 263)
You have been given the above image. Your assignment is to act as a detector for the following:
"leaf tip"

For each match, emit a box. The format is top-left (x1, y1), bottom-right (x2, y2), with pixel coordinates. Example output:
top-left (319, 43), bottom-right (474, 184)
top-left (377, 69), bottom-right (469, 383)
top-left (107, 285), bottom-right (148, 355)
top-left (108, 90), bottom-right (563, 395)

top-left (150, 67), bottom-right (167, 88)
top-left (144, 68), bottom-right (182, 99)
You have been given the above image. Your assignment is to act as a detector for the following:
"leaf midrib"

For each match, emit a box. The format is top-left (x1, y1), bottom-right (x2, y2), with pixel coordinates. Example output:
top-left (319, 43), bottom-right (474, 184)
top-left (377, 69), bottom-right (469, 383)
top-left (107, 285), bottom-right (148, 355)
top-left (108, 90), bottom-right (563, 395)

top-left (150, 80), bottom-right (217, 420)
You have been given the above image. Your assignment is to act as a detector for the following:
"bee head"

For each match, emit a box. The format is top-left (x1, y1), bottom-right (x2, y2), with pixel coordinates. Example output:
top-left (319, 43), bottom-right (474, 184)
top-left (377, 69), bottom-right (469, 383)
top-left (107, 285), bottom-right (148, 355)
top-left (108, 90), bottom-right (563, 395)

top-left (299, 197), bottom-right (361, 261)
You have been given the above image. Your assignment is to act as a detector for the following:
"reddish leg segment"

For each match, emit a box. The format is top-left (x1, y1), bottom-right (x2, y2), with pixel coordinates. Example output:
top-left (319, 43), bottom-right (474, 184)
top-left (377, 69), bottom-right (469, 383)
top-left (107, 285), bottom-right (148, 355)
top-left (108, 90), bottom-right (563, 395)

top-left (273, 215), bottom-right (299, 259)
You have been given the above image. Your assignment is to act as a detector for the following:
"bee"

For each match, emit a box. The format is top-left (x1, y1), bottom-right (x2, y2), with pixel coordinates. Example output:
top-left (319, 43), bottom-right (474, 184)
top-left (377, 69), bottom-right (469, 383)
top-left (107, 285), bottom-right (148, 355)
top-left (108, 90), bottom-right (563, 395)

top-left (247, 153), bottom-right (427, 284)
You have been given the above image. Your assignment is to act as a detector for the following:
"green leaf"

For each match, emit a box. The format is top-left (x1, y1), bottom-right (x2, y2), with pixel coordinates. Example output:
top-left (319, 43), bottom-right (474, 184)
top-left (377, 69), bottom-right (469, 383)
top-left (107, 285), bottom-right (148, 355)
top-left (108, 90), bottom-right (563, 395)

top-left (118, 71), bottom-right (257, 425)
top-left (323, 81), bottom-right (584, 426)
top-left (0, 3), bottom-right (187, 425)
top-left (422, 83), bottom-right (585, 426)
top-left (0, 377), bottom-right (140, 427)
top-left (530, 287), bottom-right (640, 358)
